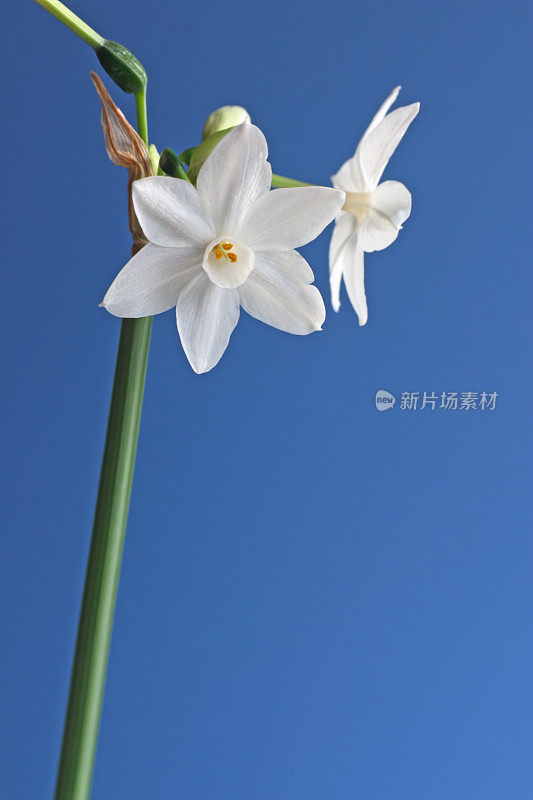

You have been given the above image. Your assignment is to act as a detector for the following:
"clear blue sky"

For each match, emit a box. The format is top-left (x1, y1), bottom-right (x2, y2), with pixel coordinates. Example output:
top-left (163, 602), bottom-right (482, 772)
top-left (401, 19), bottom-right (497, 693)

top-left (1, 0), bottom-right (532, 797)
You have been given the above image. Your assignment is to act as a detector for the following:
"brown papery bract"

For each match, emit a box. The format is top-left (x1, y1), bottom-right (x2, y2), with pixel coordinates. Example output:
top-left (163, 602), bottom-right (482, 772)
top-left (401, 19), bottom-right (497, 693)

top-left (91, 71), bottom-right (154, 254)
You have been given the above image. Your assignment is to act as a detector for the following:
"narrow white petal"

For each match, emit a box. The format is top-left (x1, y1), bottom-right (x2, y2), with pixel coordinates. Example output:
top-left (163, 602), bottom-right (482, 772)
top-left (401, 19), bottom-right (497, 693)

top-left (176, 272), bottom-right (239, 373)
top-left (330, 229), bottom-right (367, 325)
top-left (197, 123), bottom-right (272, 234)
top-left (331, 157), bottom-right (359, 193)
top-left (102, 243), bottom-right (203, 317)
top-left (357, 181), bottom-right (412, 252)
top-left (132, 177), bottom-right (215, 247)
top-left (361, 86), bottom-right (401, 141)
top-left (349, 156), bottom-right (368, 194)
top-left (239, 187), bottom-right (345, 251)
top-left (358, 102), bottom-right (420, 190)
top-left (343, 244), bottom-right (368, 326)
top-left (329, 257), bottom-right (343, 313)
top-left (334, 88), bottom-right (407, 195)
top-left (329, 213), bottom-right (356, 269)
top-left (238, 250), bottom-right (325, 334)
top-left (328, 213), bottom-right (355, 311)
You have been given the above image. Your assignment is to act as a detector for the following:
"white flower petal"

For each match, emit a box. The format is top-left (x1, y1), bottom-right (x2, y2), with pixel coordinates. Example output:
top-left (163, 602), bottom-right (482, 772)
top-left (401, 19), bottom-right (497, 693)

top-left (238, 250), bottom-right (325, 334)
top-left (371, 180), bottom-right (412, 228)
top-left (332, 89), bottom-right (403, 193)
top-left (361, 86), bottom-right (401, 142)
top-left (329, 213), bottom-right (356, 265)
top-left (197, 123), bottom-right (272, 234)
top-left (102, 243), bottom-right (203, 317)
top-left (254, 247), bottom-right (316, 284)
top-left (328, 213), bottom-right (356, 312)
top-left (343, 243), bottom-right (368, 326)
top-left (176, 272), bottom-right (240, 373)
top-left (357, 181), bottom-right (412, 252)
top-left (332, 230), bottom-right (368, 325)
top-left (331, 157), bottom-right (359, 193)
top-left (358, 208), bottom-right (399, 252)
top-left (345, 87), bottom-right (403, 193)
top-left (239, 187), bottom-right (345, 251)
top-left (132, 177), bottom-right (215, 248)
top-left (358, 102), bottom-right (420, 191)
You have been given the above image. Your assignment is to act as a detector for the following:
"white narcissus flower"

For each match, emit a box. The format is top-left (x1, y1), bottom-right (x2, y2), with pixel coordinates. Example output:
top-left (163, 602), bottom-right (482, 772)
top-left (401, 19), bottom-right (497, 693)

top-left (329, 87), bottom-right (420, 325)
top-left (103, 123), bottom-right (345, 373)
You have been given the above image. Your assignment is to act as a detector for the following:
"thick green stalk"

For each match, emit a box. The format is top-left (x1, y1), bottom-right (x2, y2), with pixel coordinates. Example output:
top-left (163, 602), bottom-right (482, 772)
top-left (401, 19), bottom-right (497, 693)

top-left (54, 87), bottom-right (152, 800)
top-left (271, 173), bottom-right (311, 188)
top-left (34, 1), bottom-right (147, 97)
top-left (33, 0), bottom-right (104, 48)
top-left (134, 91), bottom-right (149, 144)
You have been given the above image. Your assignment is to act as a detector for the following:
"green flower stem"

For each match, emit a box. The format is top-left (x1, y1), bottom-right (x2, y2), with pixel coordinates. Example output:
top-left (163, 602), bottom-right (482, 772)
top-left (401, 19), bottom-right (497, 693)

top-left (134, 90), bottom-right (149, 146)
top-left (54, 86), bottom-right (153, 800)
top-left (35, 1), bottom-right (147, 97)
top-left (271, 173), bottom-right (312, 188)
top-left (33, 0), bottom-right (104, 48)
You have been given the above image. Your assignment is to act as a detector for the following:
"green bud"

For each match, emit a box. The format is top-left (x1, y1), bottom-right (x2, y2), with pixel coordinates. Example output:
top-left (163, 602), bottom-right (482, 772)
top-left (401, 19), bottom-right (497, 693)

top-left (95, 40), bottom-right (147, 94)
top-left (187, 129), bottom-right (232, 185)
top-left (159, 148), bottom-right (189, 181)
top-left (202, 105), bottom-right (250, 140)
top-left (148, 144), bottom-right (160, 175)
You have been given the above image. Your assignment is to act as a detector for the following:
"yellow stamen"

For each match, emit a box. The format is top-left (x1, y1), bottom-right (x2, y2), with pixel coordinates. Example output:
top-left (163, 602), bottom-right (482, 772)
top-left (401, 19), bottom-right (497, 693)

top-left (211, 240), bottom-right (238, 263)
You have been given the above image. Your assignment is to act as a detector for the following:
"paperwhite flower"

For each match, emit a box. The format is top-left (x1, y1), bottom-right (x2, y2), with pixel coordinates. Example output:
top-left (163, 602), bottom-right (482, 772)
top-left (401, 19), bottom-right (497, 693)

top-left (103, 123), bottom-right (344, 373)
top-left (329, 87), bottom-right (420, 325)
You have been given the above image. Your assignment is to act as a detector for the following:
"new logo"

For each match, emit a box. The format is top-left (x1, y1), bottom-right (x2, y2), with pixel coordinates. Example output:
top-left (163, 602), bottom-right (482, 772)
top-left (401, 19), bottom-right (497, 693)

top-left (375, 390), bottom-right (396, 411)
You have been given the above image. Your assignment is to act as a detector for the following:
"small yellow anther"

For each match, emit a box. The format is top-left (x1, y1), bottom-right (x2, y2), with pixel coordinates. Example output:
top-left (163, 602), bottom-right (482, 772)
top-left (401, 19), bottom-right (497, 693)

top-left (211, 240), bottom-right (238, 264)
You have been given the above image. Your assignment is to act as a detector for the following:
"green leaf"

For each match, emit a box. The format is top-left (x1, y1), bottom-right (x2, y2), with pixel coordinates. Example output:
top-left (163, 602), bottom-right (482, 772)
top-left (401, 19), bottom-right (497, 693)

top-left (178, 147), bottom-right (196, 166)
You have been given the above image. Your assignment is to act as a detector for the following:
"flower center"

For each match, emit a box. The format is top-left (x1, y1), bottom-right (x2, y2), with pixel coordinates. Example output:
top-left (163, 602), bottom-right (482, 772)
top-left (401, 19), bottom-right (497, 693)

top-left (342, 192), bottom-right (371, 222)
top-left (203, 236), bottom-right (255, 289)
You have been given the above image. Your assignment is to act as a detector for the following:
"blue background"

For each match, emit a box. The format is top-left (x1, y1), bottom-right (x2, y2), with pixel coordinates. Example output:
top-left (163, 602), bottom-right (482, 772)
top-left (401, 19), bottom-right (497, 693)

top-left (1, 0), bottom-right (531, 797)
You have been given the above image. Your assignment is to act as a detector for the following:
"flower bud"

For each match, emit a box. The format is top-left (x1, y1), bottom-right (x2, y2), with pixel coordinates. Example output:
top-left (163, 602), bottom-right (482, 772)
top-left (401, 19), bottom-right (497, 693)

top-left (95, 40), bottom-right (147, 95)
top-left (159, 148), bottom-right (188, 181)
top-left (202, 105), bottom-right (250, 140)
top-left (148, 144), bottom-right (160, 174)
top-left (186, 130), bottom-right (228, 185)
